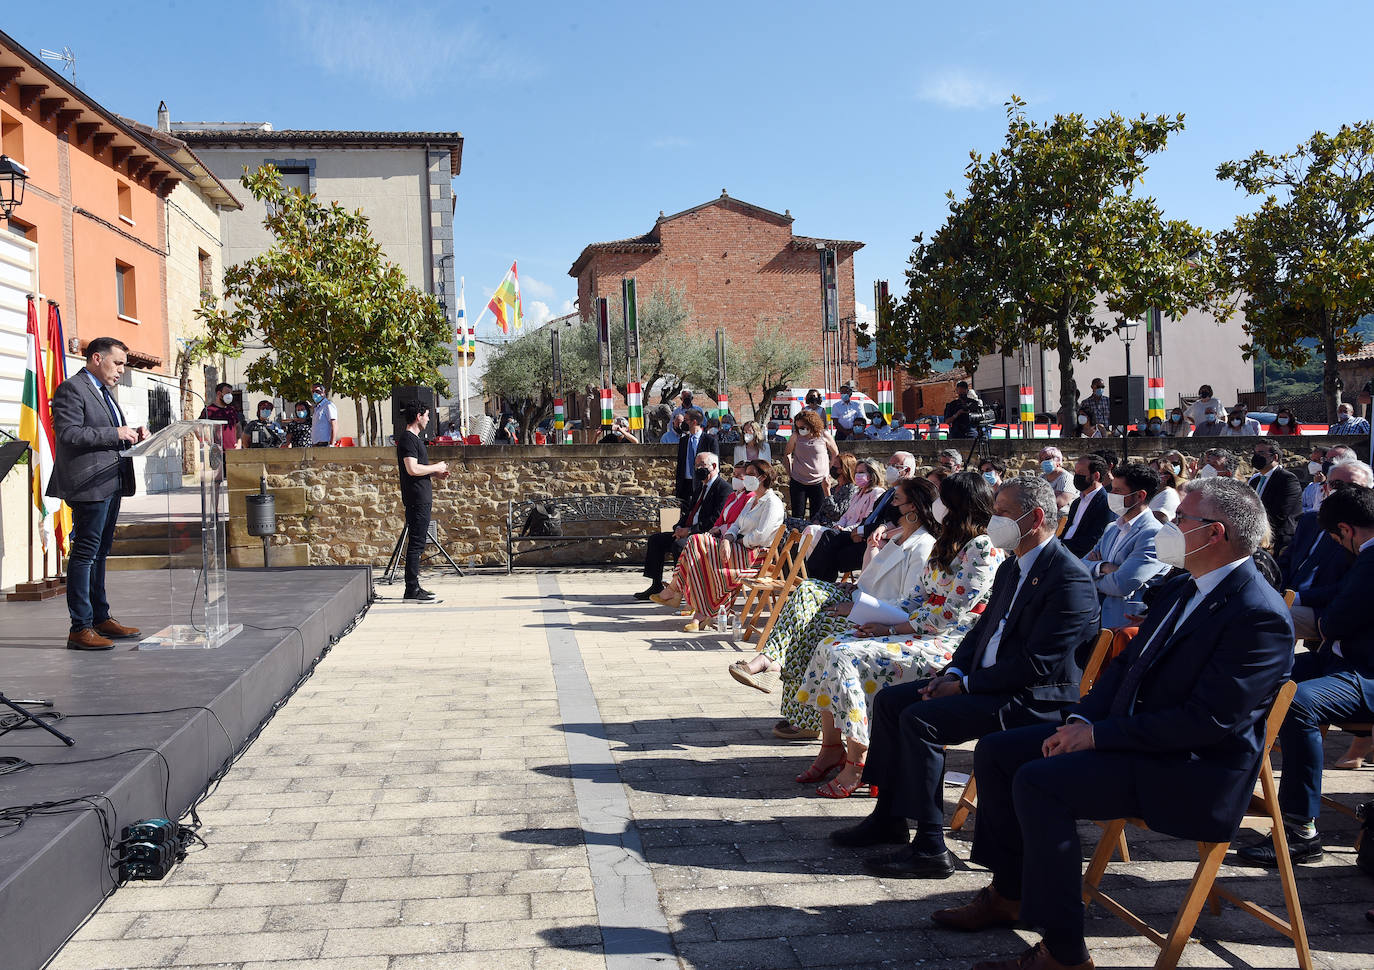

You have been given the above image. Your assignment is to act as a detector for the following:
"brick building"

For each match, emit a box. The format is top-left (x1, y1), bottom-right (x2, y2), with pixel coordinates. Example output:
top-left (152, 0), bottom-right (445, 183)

top-left (568, 191), bottom-right (862, 408)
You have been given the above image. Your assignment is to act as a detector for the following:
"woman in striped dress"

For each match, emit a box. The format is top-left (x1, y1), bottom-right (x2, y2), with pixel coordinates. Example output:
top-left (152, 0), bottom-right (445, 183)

top-left (653, 460), bottom-right (785, 632)
top-left (651, 463), bottom-right (752, 605)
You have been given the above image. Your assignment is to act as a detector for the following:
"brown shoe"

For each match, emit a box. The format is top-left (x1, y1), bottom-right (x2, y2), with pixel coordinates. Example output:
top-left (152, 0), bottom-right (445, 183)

top-left (96, 618), bottom-right (141, 639)
top-left (931, 884), bottom-right (1020, 932)
top-left (971, 942), bottom-right (1093, 970)
top-left (67, 628), bottom-right (115, 651)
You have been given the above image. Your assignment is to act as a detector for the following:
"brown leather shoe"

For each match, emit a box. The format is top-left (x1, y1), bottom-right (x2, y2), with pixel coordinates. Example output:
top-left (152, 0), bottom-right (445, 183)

top-left (971, 942), bottom-right (1093, 970)
top-left (931, 884), bottom-right (1021, 932)
top-left (96, 618), bottom-right (141, 639)
top-left (67, 628), bottom-right (115, 651)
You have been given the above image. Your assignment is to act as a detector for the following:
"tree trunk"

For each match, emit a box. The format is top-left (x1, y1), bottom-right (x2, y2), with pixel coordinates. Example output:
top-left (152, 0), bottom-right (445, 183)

top-left (353, 398), bottom-right (365, 447)
top-left (756, 386), bottom-right (783, 424)
top-left (1054, 314), bottom-right (1079, 428)
top-left (1320, 307), bottom-right (1341, 424)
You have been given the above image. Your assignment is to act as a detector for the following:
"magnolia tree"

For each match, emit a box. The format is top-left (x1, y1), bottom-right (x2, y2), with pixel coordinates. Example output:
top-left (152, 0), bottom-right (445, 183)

top-left (196, 166), bottom-right (451, 443)
top-left (872, 98), bottom-right (1224, 424)
top-left (1217, 122), bottom-right (1374, 422)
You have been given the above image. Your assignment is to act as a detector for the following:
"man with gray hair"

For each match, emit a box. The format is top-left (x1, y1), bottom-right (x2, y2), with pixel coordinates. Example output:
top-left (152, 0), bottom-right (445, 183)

top-left (1201, 447), bottom-right (1239, 478)
top-left (836, 474), bottom-right (1099, 882)
top-left (942, 475), bottom-right (1292, 970)
top-left (1281, 459), bottom-right (1372, 639)
top-left (937, 448), bottom-right (964, 474)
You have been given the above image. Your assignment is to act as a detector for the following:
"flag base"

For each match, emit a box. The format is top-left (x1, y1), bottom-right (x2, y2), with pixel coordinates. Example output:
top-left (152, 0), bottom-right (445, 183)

top-left (7, 577), bottom-right (65, 602)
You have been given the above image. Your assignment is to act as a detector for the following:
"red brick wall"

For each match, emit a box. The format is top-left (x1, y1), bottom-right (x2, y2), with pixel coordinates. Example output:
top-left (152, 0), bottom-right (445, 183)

top-left (574, 200), bottom-right (858, 414)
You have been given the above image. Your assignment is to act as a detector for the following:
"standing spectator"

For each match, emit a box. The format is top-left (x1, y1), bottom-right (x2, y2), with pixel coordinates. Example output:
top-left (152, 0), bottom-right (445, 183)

top-left (1303, 446), bottom-right (1328, 512)
top-left (599, 416), bottom-right (639, 444)
top-left (830, 382), bottom-right (864, 438)
top-left (1267, 406), bottom-right (1302, 436)
top-left (886, 412), bottom-right (915, 441)
top-left (1163, 407), bottom-right (1193, 437)
top-left (944, 381), bottom-right (983, 439)
top-left (936, 449), bottom-right (964, 474)
top-left (979, 456), bottom-right (1007, 487)
top-left (1329, 402), bottom-right (1372, 435)
top-left (660, 412), bottom-right (683, 445)
top-left (1185, 383), bottom-right (1228, 426)
top-left (285, 401), bottom-right (313, 448)
top-left (1075, 408), bottom-right (1106, 438)
top-left (309, 383), bottom-right (338, 446)
top-left (1039, 446), bottom-right (1078, 510)
top-left (1193, 404), bottom-right (1228, 437)
top-left (670, 389), bottom-right (695, 424)
top-left (733, 421), bottom-right (772, 464)
top-left (201, 383), bottom-right (245, 451)
top-left (784, 409), bottom-right (838, 521)
top-left (244, 399), bottom-right (284, 449)
top-left (673, 409), bottom-right (716, 503)
top-left (1079, 377), bottom-right (1111, 430)
top-left (1222, 404), bottom-right (1262, 436)
top-left (1248, 439), bottom-right (1303, 555)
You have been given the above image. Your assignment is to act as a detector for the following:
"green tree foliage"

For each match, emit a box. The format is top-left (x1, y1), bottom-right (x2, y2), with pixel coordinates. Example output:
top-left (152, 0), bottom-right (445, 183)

top-left (481, 320), bottom-right (599, 440)
top-left (597, 285), bottom-right (715, 403)
top-left (875, 98), bottom-right (1224, 424)
top-left (196, 166), bottom-right (452, 440)
top-left (734, 317), bottom-right (815, 422)
top-left (1217, 123), bottom-right (1374, 421)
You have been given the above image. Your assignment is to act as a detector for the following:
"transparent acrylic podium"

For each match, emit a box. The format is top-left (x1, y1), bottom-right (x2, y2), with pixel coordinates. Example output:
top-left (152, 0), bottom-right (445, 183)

top-left (127, 419), bottom-right (242, 649)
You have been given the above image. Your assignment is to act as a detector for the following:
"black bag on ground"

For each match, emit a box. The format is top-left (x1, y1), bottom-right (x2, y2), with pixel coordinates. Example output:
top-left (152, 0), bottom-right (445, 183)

top-left (1357, 801), bottom-right (1374, 877)
top-left (521, 503), bottom-right (563, 537)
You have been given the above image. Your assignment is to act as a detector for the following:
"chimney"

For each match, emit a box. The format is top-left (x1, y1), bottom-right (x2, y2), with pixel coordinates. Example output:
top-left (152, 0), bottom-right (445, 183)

top-left (157, 101), bottom-right (170, 132)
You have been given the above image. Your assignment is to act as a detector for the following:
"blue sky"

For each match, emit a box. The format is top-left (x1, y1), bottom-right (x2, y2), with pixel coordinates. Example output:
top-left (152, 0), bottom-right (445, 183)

top-left (8, 1), bottom-right (1374, 341)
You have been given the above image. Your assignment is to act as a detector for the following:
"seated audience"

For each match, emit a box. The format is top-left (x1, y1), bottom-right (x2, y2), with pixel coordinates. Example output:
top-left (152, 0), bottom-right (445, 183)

top-left (1146, 456), bottom-right (1185, 522)
top-left (1221, 405), bottom-right (1262, 436)
top-left (1268, 406), bottom-right (1302, 436)
top-left (1329, 402), bottom-right (1372, 436)
top-left (653, 463), bottom-right (753, 605)
top-left (733, 421), bottom-right (771, 464)
top-left (806, 452), bottom-right (915, 581)
top-left (784, 408), bottom-right (838, 521)
top-left (885, 412), bottom-right (916, 440)
top-left (978, 456), bottom-right (1006, 487)
top-left (634, 451), bottom-right (729, 600)
top-left (1247, 438), bottom-right (1302, 555)
top-left (1075, 408), bottom-right (1106, 438)
top-left (941, 476), bottom-right (1291, 969)
top-left (1193, 404), bottom-right (1228, 437)
top-left (1283, 460), bottom-right (1367, 638)
top-left (798, 457), bottom-right (885, 561)
top-left (1163, 407), bottom-right (1193, 437)
top-left (660, 412), bottom-right (683, 445)
top-left (851, 416), bottom-right (873, 439)
top-left (729, 478), bottom-right (941, 740)
top-left (1199, 447), bottom-right (1238, 478)
top-left (1303, 446), bottom-right (1328, 512)
top-left (1039, 446), bottom-right (1078, 510)
top-left (794, 473), bottom-right (1003, 798)
top-left (1083, 462), bottom-right (1170, 628)
top-left (1237, 481), bottom-right (1374, 867)
top-left (1060, 455), bottom-right (1113, 557)
top-left (829, 477), bottom-right (1100, 883)
top-left (936, 449), bottom-right (964, 474)
top-left (652, 460), bottom-right (784, 630)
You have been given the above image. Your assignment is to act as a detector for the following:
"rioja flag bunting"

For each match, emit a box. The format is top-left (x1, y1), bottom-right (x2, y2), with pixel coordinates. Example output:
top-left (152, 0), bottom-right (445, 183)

top-left (600, 388), bottom-right (614, 427)
top-left (1019, 385), bottom-right (1036, 424)
top-left (626, 382), bottom-right (643, 430)
top-left (1148, 377), bottom-right (1165, 420)
top-left (877, 379), bottom-right (894, 420)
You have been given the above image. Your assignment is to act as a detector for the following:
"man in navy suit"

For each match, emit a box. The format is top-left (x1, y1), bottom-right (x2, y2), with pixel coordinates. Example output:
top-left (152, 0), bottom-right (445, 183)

top-left (1247, 439), bottom-right (1304, 555)
top-left (805, 452), bottom-right (914, 582)
top-left (933, 476), bottom-right (1292, 970)
top-left (673, 408), bottom-right (717, 502)
top-left (635, 450), bottom-right (729, 599)
top-left (1060, 454), bottom-right (1113, 558)
top-left (1237, 482), bottom-right (1374, 867)
top-left (1281, 460), bottom-right (1367, 639)
top-left (830, 476), bottom-right (1100, 881)
top-left (47, 337), bottom-right (149, 651)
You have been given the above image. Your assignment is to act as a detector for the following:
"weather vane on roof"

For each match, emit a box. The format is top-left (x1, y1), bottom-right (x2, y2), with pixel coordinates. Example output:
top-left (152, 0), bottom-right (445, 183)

top-left (39, 47), bottom-right (77, 85)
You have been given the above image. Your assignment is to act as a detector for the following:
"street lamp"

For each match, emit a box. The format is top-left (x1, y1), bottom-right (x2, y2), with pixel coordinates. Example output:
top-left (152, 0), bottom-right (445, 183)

top-left (0, 155), bottom-right (28, 220)
top-left (1117, 319), bottom-right (1140, 378)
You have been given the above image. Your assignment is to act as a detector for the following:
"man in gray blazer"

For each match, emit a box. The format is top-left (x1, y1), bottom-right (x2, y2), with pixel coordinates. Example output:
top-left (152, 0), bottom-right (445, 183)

top-left (47, 337), bottom-right (148, 650)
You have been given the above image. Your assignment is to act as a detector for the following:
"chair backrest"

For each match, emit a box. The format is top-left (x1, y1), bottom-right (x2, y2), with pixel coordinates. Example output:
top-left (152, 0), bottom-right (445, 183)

top-left (751, 527), bottom-right (792, 579)
top-left (1262, 680), bottom-right (1298, 753)
top-left (1283, 588), bottom-right (1296, 609)
top-left (1056, 514), bottom-right (1069, 537)
top-left (1079, 629), bottom-right (1117, 696)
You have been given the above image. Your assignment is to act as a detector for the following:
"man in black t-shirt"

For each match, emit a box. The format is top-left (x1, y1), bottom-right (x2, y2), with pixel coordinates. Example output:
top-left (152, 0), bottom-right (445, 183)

top-left (396, 401), bottom-right (449, 601)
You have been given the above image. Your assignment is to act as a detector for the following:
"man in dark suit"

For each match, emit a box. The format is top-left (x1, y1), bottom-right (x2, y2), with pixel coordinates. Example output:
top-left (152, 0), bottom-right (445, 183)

top-left (932, 476), bottom-right (1292, 970)
top-left (830, 476), bottom-right (1100, 881)
top-left (1060, 454), bottom-right (1113, 558)
top-left (47, 337), bottom-right (149, 651)
top-left (1237, 483), bottom-right (1374, 867)
top-left (673, 408), bottom-right (716, 502)
top-left (1247, 439), bottom-right (1303, 555)
top-left (805, 451), bottom-right (914, 582)
top-left (1279, 461), bottom-right (1366, 639)
top-left (635, 450), bottom-right (729, 599)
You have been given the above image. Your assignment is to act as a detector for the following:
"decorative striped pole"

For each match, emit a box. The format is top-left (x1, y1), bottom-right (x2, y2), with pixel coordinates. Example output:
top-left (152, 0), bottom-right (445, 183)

top-left (1147, 377), bottom-right (1165, 421)
top-left (554, 398), bottom-right (565, 436)
top-left (1019, 385), bottom-right (1036, 426)
top-left (716, 391), bottom-right (728, 420)
top-left (599, 387), bottom-right (614, 428)
top-left (878, 378), bottom-right (894, 421)
top-left (626, 382), bottom-right (643, 430)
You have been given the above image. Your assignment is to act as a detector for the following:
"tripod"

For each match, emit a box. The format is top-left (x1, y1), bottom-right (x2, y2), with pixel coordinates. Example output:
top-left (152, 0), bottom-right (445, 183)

top-left (964, 427), bottom-right (995, 468)
top-left (382, 520), bottom-right (465, 584)
top-left (0, 693), bottom-right (76, 746)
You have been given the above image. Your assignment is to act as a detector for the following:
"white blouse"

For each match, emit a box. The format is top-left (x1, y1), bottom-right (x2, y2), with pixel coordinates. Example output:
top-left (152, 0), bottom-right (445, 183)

top-left (725, 489), bottom-right (786, 549)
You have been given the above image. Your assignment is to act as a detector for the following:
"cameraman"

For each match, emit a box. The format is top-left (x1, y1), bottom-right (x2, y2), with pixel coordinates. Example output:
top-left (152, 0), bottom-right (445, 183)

top-left (397, 400), bottom-right (450, 602)
top-left (244, 399), bottom-right (285, 449)
top-left (943, 380), bottom-right (984, 439)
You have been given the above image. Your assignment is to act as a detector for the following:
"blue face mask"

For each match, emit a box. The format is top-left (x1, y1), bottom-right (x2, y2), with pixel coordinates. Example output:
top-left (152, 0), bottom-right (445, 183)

top-left (311, 392), bottom-right (323, 403)
top-left (982, 471), bottom-right (999, 486)
top-left (1040, 459), bottom-right (1056, 474)
top-left (841, 393), bottom-right (851, 402)
top-left (1093, 388), bottom-right (1104, 397)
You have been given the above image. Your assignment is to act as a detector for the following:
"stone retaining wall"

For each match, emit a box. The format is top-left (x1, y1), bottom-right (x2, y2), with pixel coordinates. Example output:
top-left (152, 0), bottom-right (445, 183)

top-left (225, 436), bottom-right (1370, 568)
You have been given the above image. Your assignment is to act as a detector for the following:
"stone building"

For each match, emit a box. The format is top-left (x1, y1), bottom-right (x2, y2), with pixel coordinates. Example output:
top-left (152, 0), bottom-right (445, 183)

top-left (567, 192), bottom-right (863, 405)
top-left (171, 122), bottom-right (463, 440)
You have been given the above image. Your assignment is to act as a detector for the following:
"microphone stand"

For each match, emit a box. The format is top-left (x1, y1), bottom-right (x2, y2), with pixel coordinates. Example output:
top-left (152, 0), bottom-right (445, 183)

top-left (0, 694), bottom-right (76, 746)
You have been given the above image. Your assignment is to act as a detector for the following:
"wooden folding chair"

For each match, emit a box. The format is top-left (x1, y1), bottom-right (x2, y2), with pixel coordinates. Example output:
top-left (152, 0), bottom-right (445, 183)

top-left (1081, 680), bottom-right (1310, 970)
top-left (950, 629), bottom-right (1118, 837)
top-left (738, 531), bottom-right (811, 643)
top-left (1283, 589), bottom-right (1297, 609)
top-left (743, 532), bottom-right (814, 646)
top-left (730, 528), bottom-right (794, 632)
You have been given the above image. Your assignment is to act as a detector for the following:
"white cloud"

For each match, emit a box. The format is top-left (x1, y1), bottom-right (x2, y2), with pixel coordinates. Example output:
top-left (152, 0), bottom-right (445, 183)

top-left (916, 70), bottom-right (1009, 110)
top-left (527, 300), bottom-right (553, 327)
top-left (559, 299), bottom-right (575, 316)
top-left (284, 1), bottom-right (537, 97)
top-left (855, 301), bottom-right (874, 329)
top-left (522, 274), bottom-right (555, 300)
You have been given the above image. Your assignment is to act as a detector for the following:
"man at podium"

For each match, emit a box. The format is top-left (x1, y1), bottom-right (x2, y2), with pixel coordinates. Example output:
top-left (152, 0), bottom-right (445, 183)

top-left (47, 337), bottom-right (149, 651)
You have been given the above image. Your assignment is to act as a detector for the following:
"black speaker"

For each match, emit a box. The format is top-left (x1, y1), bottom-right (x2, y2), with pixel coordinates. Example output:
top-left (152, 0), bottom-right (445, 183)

top-left (392, 385), bottom-right (437, 442)
top-left (1108, 375), bottom-right (1146, 427)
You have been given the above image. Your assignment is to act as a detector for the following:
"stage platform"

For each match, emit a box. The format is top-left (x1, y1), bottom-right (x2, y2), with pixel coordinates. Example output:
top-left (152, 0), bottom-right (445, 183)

top-left (0, 566), bottom-right (372, 970)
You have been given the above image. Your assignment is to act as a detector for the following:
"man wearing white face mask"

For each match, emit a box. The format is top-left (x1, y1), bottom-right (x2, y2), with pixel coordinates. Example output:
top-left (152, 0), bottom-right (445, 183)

top-left (1193, 405), bottom-right (1227, 438)
top-left (1199, 448), bottom-right (1237, 479)
top-left (1082, 463), bottom-right (1170, 628)
top-left (806, 452), bottom-right (916, 582)
top-left (945, 476), bottom-right (1292, 970)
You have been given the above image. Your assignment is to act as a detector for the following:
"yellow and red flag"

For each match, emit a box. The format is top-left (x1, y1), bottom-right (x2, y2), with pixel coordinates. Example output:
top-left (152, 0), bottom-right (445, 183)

top-left (18, 297), bottom-right (59, 546)
top-left (44, 302), bottom-right (73, 552)
top-left (487, 261), bottom-right (523, 334)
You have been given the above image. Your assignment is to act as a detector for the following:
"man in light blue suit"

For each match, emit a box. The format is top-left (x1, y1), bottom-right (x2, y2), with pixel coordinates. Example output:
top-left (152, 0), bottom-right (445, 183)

top-left (1083, 462), bottom-right (1170, 628)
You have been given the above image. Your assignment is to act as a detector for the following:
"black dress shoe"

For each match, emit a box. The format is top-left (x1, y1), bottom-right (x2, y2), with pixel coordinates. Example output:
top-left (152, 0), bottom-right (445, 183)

top-left (863, 844), bottom-right (956, 879)
top-left (1234, 832), bottom-right (1323, 867)
top-left (402, 588), bottom-right (438, 602)
top-left (830, 812), bottom-right (910, 848)
top-left (633, 584), bottom-right (664, 601)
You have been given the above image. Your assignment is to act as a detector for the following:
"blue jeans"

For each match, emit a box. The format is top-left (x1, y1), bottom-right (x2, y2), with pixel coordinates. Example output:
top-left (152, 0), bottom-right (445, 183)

top-left (67, 493), bottom-right (122, 632)
top-left (1277, 650), bottom-right (1374, 820)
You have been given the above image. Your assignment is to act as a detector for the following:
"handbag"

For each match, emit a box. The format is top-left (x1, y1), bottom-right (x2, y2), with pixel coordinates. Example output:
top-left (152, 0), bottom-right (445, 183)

top-left (520, 503), bottom-right (562, 537)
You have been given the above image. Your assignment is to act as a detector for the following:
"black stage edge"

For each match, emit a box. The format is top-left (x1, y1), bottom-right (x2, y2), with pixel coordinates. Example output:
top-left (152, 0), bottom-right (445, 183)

top-left (0, 566), bottom-right (372, 970)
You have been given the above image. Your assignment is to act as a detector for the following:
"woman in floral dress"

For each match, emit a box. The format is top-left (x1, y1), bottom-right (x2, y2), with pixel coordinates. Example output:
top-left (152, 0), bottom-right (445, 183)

top-left (727, 477), bottom-right (940, 740)
top-left (794, 472), bottom-right (1003, 797)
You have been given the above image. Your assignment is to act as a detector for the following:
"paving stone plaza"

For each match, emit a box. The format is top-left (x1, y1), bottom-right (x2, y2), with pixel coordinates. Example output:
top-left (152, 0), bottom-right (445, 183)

top-left (53, 570), bottom-right (1374, 970)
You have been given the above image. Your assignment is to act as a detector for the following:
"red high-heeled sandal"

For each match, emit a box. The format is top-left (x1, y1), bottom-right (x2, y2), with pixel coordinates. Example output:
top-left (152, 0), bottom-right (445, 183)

top-left (795, 743), bottom-right (844, 783)
top-left (816, 760), bottom-right (874, 799)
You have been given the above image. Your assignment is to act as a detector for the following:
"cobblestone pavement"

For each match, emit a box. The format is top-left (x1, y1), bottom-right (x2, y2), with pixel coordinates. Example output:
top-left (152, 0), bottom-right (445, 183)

top-left (54, 570), bottom-right (1374, 970)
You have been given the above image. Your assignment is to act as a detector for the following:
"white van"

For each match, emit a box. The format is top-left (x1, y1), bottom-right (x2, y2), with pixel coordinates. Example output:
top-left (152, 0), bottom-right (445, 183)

top-left (768, 387), bottom-right (881, 425)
